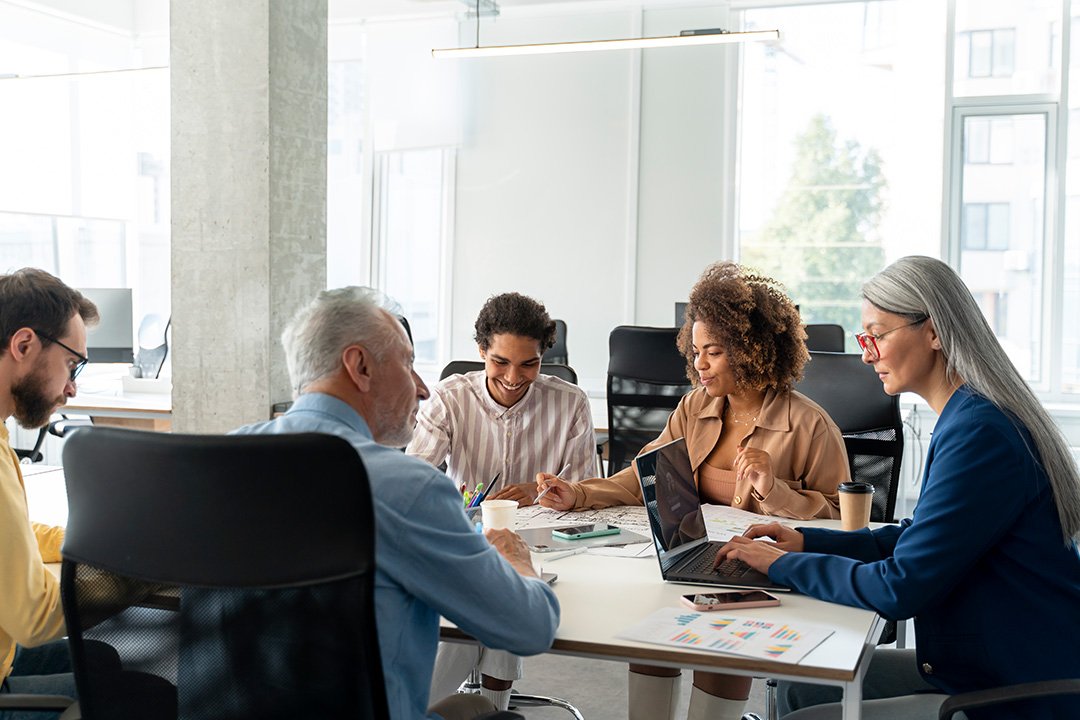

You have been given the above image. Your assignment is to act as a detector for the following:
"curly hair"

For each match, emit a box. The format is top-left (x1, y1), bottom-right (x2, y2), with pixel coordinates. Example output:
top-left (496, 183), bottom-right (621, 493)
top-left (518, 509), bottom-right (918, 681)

top-left (473, 292), bottom-right (557, 352)
top-left (676, 262), bottom-right (808, 392)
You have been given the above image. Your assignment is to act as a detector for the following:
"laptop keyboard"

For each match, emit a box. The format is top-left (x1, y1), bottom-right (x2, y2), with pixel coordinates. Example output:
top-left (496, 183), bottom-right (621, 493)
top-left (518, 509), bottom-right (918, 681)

top-left (683, 549), bottom-right (753, 578)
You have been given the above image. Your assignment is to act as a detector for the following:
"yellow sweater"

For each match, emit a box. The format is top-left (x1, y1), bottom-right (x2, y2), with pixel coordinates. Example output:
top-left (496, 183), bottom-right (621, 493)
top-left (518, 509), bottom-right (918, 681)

top-left (0, 425), bottom-right (66, 678)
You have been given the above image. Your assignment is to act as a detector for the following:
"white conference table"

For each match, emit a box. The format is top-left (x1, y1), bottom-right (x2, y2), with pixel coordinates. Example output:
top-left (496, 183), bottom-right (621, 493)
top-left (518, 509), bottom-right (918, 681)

top-left (25, 466), bottom-right (882, 719)
top-left (441, 510), bottom-right (885, 720)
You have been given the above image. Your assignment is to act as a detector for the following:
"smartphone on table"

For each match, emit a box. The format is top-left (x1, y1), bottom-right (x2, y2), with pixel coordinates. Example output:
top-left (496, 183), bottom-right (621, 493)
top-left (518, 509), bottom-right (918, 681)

top-left (679, 590), bottom-right (781, 611)
top-left (550, 524), bottom-right (621, 540)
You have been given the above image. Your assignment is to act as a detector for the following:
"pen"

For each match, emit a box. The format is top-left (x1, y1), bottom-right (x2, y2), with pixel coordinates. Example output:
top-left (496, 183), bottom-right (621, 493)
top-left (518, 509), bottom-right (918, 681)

top-left (541, 546), bottom-right (589, 562)
top-left (535, 462), bottom-right (571, 503)
top-left (471, 472), bottom-right (500, 508)
top-left (468, 482), bottom-right (485, 509)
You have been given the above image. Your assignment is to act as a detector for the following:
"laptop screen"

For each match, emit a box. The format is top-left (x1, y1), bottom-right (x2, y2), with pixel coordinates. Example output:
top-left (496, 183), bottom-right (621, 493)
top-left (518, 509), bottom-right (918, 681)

top-left (636, 438), bottom-right (708, 571)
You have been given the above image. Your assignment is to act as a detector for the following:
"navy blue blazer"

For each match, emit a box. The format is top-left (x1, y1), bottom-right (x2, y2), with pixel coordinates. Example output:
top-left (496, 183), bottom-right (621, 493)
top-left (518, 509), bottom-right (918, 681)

top-left (770, 386), bottom-right (1080, 719)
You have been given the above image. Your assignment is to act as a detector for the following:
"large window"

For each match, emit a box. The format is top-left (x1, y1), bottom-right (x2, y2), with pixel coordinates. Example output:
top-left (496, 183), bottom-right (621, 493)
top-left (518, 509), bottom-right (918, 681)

top-left (954, 111), bottom-right (1048, 382)
top-left (373, 148), bottom-right (455, 366)
top-left (0, 21), bottom-right (170, 329)
top-left (737, 0), bottom-right (1078, 399)
top-left (736, 1), bottom-right (945, 348)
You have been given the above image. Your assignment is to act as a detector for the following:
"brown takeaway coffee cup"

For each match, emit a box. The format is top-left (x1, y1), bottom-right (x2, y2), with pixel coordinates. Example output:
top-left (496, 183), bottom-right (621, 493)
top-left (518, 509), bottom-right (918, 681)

top-left (838, 481), bottom-right (874, 531)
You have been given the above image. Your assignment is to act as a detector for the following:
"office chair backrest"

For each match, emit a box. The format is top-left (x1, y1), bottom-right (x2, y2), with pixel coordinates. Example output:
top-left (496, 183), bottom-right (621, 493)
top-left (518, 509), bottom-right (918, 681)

top-left (803, 323), bottom-right (846, 353)
top-left (606, 326), bottom-right (692, 476)
top-left (60, 428), bottom-right (387, 720)
top-left (12, 426), bottom-right (48, 464)
top-left (541, 319), bottom-right (568, 365)
top-left (439, 359), bottom-right (578, 385)
top-left (794, 352), bottom-right (904, 522)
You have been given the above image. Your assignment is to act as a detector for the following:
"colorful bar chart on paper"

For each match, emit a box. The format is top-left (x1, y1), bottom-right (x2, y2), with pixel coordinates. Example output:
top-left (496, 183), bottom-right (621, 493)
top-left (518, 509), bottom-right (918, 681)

top-left (617, 608), bottom-right (835, 665)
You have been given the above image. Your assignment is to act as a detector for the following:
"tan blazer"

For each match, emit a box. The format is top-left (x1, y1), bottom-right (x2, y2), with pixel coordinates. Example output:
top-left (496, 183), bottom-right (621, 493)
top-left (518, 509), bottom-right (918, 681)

top-left (571, 387), bottom-right (847, 519)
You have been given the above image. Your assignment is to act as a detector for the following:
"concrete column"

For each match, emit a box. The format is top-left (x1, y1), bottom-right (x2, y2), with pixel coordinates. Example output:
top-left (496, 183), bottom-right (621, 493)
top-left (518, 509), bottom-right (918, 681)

top-left (170, 0), bottom-right (327, 433)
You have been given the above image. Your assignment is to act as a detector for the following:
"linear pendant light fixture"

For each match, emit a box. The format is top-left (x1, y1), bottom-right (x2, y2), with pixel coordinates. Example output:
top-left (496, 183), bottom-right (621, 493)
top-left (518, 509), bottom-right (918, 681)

top-left (433, 1), bottom-right (779, 59)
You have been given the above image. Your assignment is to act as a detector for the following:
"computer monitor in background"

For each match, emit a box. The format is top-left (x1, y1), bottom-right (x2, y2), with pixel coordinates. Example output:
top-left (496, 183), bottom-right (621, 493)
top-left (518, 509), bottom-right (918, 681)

top-left (675, 302), bottom-right (688, 327)
top-left (78, 288), bottom-right (134, 363)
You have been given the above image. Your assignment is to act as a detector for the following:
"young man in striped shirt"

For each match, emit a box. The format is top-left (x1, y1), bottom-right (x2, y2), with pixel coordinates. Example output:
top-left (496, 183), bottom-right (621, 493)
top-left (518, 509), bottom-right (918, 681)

top-left (407, 292), bottom-right (594, 710)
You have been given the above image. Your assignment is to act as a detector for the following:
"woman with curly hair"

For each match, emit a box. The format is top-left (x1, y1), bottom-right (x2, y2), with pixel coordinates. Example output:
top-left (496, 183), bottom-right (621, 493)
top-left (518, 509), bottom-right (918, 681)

top-left (537, 262), bottom-right (849, 720)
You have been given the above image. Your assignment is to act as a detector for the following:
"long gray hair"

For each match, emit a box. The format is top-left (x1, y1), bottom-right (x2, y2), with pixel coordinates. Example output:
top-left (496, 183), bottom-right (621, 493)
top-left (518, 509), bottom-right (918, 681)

top-left (863, 256), bottom-right (1080, 545)
top-left (282, 287), bottom-right (403, 395)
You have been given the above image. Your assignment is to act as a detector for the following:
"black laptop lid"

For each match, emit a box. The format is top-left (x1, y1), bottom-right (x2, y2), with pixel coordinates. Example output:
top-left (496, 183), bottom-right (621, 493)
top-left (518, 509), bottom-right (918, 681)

top-left (636, 438), bottom-right (708, 573)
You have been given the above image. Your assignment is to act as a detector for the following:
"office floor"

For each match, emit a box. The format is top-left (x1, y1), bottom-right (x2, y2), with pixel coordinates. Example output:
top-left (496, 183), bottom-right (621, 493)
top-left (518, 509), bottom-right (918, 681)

top-left (510, 654), bottom-right (768, 718)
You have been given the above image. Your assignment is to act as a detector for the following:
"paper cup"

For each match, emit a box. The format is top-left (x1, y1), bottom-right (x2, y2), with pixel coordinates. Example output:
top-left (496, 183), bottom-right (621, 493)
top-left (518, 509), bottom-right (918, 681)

top-left (481, 499), bottom-right (518, 531)
top-left (838, 482), bottom-right (874, 531)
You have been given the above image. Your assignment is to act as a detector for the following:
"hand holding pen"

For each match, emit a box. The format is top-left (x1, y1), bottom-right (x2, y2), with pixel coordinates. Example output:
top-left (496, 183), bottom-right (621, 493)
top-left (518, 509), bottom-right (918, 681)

top-left (534, 462), bottom-right (573, 509)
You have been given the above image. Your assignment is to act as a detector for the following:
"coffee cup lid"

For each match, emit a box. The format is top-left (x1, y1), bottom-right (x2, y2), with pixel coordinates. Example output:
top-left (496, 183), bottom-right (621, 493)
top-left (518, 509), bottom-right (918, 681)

top-left (838, 481), bottom-right (874, 494)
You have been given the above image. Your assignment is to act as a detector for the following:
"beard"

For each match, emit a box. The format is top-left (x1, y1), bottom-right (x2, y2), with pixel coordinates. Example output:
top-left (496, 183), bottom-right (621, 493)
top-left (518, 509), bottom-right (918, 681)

top-left (373, 402), bottom-right (417, 449)
top-left (11, 365), bottom-right (64, 429)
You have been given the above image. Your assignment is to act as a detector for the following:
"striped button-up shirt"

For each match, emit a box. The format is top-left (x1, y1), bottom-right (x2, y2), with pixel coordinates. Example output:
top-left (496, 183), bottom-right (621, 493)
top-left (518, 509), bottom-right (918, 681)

top-left (406, 371), bottom-right (595, 494)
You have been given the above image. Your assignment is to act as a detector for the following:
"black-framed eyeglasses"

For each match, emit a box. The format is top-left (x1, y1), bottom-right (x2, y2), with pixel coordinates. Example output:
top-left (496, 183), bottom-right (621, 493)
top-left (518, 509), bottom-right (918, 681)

top-left (34, 330), bottom-right (89, 381)
top-left (855, 318), bottom-right (927, 361)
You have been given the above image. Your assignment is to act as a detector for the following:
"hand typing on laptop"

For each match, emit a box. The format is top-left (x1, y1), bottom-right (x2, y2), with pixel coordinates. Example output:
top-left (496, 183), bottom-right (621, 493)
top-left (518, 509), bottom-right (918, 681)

top-left (713, 522), bottom-right (804, 575)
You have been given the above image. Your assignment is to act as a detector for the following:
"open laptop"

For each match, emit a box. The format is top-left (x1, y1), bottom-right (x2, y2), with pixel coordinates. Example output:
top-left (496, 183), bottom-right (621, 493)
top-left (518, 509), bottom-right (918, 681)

top-left (635, 438), bottom-right (787, 591)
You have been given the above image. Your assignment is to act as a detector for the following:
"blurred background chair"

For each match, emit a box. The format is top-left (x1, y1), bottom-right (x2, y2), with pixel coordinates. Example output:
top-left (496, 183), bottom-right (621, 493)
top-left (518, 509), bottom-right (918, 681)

top-left (605, 326), bottom-right (692, 476)
top-left (10, 415), bottom-right (92, 465)
top-left (541, 319), bottom-right (568, 366)
top-left (58, 428), bottom-right (390, 719)
top-left (794, 351), bottom-right (903, 523)
top-left (803, 323), bottom-right (845, 353)
top-left (439, 360), bottom-right (577, 385)
top-left (12, 426), bottom-right (48, 464)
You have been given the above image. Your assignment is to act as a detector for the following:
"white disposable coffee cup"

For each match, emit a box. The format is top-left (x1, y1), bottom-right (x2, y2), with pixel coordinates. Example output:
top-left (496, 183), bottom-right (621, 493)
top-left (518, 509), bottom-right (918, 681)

top-left (838, 482), bottom-right (875, 531)
top-left (481, 499), bottom-right (519, 531)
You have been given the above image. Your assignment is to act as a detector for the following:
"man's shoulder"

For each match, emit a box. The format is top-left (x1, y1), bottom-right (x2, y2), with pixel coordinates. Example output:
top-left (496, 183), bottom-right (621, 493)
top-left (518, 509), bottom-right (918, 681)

top-left (532, 373), bottom-right (589, 404)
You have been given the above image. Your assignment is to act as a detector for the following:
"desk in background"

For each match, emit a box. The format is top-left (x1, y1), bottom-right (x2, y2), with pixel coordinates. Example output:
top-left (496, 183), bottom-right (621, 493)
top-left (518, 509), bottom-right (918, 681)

top-left (67, 365), bottom-right (171, 431)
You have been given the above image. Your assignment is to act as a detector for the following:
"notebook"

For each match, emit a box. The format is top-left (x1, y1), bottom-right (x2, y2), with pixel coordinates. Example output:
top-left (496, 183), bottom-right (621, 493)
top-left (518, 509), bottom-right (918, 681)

top-left (634, 438), bottom-right (787, 591)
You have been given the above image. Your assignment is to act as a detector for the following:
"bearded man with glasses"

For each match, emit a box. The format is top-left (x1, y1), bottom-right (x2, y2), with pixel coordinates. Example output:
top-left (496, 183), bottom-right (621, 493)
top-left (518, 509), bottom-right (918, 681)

top-left (0, 268), bottom-right (112, 718)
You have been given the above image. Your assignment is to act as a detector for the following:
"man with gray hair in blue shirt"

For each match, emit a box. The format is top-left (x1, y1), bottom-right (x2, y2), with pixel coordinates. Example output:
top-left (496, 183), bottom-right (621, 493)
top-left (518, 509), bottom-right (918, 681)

top-left (233, 286), bottom-right (559, 720)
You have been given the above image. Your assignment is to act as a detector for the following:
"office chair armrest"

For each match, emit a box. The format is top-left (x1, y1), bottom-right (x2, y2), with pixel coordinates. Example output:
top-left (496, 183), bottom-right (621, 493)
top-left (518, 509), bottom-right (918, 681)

top-left (0, 694), bottom-right (75, 711)
top-left (938, 678), bottom-right (1080, 719)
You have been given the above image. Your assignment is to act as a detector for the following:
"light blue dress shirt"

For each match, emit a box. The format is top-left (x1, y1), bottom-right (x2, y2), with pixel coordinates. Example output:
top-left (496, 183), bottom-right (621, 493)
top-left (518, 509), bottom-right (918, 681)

top-left (234, 393), bottom-right (560, 719)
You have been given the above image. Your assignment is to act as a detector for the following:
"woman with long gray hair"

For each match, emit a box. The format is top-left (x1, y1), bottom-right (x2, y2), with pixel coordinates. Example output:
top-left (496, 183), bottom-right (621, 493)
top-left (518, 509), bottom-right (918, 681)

top-left (716, 256), bottom-right (1080, 719)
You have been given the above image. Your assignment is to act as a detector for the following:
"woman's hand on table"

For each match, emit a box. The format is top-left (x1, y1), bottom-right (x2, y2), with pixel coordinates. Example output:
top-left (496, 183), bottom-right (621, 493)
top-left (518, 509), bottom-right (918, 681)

top-left (489, 482), bottom-right (538, 505)
top-left (713, 522), bottom-right (804, 575)
top-left (535, 473), bottom-right (575, 510)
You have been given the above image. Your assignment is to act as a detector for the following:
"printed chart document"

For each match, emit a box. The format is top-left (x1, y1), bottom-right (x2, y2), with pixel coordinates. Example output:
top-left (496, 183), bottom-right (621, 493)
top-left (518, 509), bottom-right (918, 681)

top-left (618, 608), bottom-right (834, 664)
top-left (701, 504), bottom-right (799, 542)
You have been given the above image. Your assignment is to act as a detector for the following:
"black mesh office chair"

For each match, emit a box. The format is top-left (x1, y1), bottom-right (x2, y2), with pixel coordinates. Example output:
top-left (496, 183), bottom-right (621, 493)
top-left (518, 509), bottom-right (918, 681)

top-left (803, 323), bottom-right (845, 353)
top-left (541, 320), bottom-right (568, 365)
top-left (794, 351), bottom-right (903, 523)
top-left (605, 326), bottom-right (692, 476)
top-left (439, 360), bottom-right (578, 385)
top-left (53, 429), bottom-right (388, 720)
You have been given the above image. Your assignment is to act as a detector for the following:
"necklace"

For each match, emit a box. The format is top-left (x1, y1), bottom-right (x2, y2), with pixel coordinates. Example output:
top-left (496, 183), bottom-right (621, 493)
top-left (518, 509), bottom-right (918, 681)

top-left (724, 400), bottom-right (759, 426)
